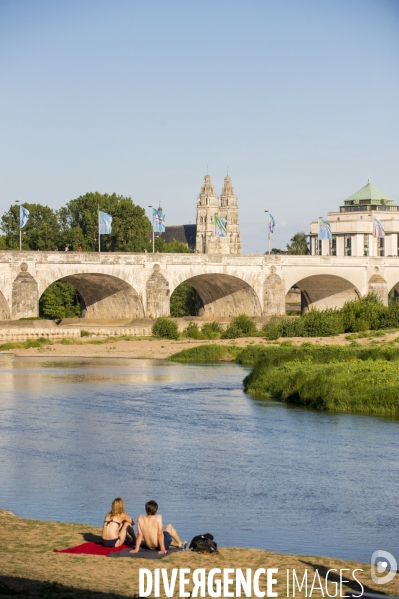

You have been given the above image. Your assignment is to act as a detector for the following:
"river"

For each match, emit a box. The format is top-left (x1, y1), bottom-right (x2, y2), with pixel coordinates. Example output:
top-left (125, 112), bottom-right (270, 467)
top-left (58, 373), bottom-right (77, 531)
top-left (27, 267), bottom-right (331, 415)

top-left (0, 354), bottom-right (398, 563)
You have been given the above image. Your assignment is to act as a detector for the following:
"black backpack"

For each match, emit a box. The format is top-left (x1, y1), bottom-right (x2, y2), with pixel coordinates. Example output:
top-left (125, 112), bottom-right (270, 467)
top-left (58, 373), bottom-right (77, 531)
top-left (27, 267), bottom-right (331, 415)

top-left (189, 533), bottom-right (218, 554)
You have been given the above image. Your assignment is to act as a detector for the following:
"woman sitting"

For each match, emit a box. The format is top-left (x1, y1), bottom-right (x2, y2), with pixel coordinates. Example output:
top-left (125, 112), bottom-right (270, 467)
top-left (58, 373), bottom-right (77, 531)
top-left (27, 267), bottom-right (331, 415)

top-left (102, 497), bottom-right (136, 547)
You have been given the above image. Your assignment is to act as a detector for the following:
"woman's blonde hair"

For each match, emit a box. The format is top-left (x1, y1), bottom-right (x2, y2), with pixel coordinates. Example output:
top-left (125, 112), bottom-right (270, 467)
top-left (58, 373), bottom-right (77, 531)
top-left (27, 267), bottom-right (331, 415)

top-left (109, 497), bottom-right (125, 518)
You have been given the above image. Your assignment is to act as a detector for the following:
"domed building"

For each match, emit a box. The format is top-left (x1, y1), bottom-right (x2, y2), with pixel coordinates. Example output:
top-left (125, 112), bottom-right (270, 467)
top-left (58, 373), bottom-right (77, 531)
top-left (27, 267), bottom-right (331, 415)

top-left (309, 181), bottom-right (399, 257)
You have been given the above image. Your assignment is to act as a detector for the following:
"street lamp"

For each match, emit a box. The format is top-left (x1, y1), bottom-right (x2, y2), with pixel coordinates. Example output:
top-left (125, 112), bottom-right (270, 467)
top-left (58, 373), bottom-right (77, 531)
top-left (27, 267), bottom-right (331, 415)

top-left (264, 210), bottom-right (270, 255)
top-left (148, 205), bottom-right (155, 253)
top-left (15, 199), bottom-right (22, 251)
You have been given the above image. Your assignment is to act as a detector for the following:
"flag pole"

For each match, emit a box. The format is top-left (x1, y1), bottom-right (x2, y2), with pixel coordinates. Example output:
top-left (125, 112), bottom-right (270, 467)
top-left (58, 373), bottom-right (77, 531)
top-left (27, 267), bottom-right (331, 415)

top-left (148, 205), bottom-right (154, 253)
top-left (98, 204), bottom-right (100, 253)
top-left (15, 200), bottom-right (22, 251)
top-left (264, 210), bottom-right (270, 254)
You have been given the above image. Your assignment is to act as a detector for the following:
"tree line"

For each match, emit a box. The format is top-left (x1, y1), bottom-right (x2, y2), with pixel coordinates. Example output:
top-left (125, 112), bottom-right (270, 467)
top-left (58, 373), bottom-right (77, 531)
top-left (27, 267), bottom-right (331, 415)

top-left (0, 191), bottom-right (196, 319)
top-left (0, 192), bottom-right (189, 253)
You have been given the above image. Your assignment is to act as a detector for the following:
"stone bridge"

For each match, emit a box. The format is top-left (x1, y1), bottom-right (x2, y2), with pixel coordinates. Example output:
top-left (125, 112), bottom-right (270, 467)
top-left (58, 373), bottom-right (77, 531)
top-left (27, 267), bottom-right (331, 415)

top-left (0, 251), bottom-right (398, 320)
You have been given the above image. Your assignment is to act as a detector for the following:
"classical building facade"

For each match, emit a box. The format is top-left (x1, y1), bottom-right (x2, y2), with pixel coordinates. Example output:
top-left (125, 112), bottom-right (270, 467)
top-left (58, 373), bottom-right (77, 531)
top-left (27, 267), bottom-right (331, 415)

top-left (310, 181), bottom-right (399, 257)
top-left (195, 174), bottom-right (241, 254)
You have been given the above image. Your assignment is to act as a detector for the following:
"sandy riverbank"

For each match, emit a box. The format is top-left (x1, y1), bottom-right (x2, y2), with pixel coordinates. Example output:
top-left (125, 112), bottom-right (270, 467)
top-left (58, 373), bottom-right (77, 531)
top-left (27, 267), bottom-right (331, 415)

top-left (3, 331), bottom-right (399, 360)
top-left (1, 509), bottom-right (396, 598)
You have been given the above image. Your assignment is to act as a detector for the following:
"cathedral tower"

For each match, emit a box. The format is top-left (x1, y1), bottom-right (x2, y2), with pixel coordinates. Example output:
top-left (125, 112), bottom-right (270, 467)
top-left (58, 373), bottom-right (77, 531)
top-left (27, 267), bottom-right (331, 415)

top-left (195, 174), bottom-right (241, 254)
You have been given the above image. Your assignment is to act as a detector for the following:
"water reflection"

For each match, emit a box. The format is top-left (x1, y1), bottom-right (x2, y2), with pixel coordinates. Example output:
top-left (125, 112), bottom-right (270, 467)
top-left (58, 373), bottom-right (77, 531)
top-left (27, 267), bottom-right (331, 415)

top-left (0, 355), bottom-right (398, 563)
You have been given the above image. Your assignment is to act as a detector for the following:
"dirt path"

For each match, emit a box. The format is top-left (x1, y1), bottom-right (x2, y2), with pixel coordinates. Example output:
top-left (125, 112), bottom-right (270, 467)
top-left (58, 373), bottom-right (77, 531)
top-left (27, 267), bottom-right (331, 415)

top-left (3, 331), bottom-right (398, 360)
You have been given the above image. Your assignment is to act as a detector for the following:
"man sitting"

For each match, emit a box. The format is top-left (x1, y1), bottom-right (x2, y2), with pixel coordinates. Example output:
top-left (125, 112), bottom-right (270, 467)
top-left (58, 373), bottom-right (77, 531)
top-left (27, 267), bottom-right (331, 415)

top-left (130, 500), bottom-right (183, 555)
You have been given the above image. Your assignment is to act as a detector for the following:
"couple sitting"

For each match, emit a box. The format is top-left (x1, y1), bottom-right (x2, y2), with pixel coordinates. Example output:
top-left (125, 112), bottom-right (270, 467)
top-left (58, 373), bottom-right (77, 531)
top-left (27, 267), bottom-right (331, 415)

top-left (102, 497), bottom-right (184, 555)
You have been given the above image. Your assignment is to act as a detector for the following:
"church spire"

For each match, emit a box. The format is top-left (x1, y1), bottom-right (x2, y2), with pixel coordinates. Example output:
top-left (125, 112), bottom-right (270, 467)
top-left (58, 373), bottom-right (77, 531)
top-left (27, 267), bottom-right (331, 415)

top-left (220, 175), bottom-right (237, 207)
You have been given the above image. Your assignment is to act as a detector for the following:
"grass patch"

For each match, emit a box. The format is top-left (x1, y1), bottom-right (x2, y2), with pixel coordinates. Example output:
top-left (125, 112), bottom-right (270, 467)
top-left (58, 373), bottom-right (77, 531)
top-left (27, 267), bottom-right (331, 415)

top-left (168, 344), bottom-right (240, 363)
top-left (0, 337), bottom-right (52, 351)
top-left (245, 359), bottom-right (399, 416)
top-left (243, 344), bottom-right (399, 415)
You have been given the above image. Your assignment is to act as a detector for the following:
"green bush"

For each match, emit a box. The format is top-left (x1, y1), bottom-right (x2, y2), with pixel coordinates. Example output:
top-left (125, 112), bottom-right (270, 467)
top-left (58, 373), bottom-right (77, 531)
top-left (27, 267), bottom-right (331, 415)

top-left (352, 318), bottom-right (369, 332)
top-left (260, 294), bottom-right (399, 339)
top-left (152, 317), bottom-right (179, 340)
top-left (183, 323), bottom-right (202, 339)
top-left (80, 330), bottom-right (90, 337)
top-left (201, 322), bottom-right (223, 339)
top-left (262, 319), bottom-right (281, 340)
top-left (221, 314), bottom-right (258, 339)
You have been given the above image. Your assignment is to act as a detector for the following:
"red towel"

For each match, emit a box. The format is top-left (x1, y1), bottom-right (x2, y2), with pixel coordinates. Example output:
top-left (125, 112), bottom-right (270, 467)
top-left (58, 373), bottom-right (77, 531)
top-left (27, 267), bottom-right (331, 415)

top-left (54, 542), bottom-right (130, 556)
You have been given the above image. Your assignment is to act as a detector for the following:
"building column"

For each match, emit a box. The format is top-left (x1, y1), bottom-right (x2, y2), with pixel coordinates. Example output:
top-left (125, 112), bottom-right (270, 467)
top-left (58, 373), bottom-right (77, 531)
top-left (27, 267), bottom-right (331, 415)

top-left (336, 235), bottom-right (345, 256)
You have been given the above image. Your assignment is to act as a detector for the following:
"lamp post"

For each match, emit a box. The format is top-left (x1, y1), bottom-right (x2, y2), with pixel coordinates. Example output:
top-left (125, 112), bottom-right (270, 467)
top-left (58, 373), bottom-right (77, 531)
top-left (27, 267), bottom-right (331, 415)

top-left (264, 210), bottom-right (270, 255)
top-left (148, 205), bottom-right (155, 253)
top-left (15, 199), bottom-right (22, 251)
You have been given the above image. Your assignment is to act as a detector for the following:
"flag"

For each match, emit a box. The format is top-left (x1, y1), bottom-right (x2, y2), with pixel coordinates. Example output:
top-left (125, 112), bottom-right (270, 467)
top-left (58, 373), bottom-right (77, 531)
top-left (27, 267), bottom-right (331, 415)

top-left (268, 213), bottom-right (276, 238)
top-left (153, 208), bottom-right (165, 233)
top-left (20, 205), bottom-right (29, 229)
top-left (99, 211), bottom-right (112, 234)
top-left (214, 215), bottom-right (227, 237)
top-left (318, 218), bottom-right (332, 240)
top-left (373, 217), bottom-right (385, 238)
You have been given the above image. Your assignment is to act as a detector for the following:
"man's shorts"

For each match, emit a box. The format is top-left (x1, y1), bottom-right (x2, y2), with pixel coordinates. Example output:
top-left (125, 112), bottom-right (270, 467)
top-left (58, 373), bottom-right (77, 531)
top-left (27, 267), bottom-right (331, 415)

top-left (163, 531), bottom-right (172, 550)
top-left (141, 531), bottom-right (172, 551)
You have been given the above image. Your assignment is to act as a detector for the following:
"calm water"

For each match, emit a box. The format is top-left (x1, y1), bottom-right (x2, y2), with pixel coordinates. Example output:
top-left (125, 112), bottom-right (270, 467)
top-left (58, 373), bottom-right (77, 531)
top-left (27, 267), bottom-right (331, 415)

top-left (0, 354), bottom-right (398, 563)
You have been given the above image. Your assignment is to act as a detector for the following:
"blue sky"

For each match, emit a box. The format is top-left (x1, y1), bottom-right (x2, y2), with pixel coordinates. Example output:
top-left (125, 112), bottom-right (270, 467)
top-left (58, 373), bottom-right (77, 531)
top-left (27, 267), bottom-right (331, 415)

top-left (0, 0), bottom-right (398, 252)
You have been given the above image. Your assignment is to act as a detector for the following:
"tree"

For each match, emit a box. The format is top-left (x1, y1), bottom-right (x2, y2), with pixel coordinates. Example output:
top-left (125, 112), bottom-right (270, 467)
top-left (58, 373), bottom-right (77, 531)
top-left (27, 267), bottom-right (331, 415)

top-left (1, 203), bottom-right (60, 250)
top-left (154, 237), bottom-right (192, 253)
top-left (39, 281), bottom-right (81, 319)
top-left (170, 282), bottom-right (198, 316)
top-left (57, 192), bottom-right (152, 252)
top-left (286, 231), bottom-right (309, 255)
top-left (270, 248), bottom-right (287, 255)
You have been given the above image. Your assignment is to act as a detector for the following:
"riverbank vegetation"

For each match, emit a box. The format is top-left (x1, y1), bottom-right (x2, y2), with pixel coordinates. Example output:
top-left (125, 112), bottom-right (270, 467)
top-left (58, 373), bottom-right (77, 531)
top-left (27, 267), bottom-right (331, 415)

top-left (262, 294), bottom-right (399, 338)
top-left (160, 296), bottom-right (399, 342)
top-left (170, 342), bottom-right (399, 416)
top-left (242, 343), bottom-right (399, 416)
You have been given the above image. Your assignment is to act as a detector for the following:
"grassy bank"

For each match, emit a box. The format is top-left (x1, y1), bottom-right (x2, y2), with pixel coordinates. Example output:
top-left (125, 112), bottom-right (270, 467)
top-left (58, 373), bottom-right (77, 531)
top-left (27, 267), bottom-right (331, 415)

top-left (167, 344), bottom-right (240, 362)
top-left (243, 344), bottom-right (399, 415)
top-left (1, 509), bottom-right (397, 598)
top-left (170, 343), bottom-right (399, 416)
top-left (245, 358), bottom-right (399, 415)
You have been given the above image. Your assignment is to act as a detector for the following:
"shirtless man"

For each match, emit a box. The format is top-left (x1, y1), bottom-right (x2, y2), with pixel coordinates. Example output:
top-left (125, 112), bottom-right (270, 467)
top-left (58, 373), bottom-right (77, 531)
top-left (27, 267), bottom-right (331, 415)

top-left (130, 500), bottom-right (183, 555)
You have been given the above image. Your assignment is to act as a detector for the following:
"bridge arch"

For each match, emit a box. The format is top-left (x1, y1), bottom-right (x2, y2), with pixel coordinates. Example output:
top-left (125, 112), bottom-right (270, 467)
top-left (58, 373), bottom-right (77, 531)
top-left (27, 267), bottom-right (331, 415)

top-left (172, 273), bottom-right (262, 317)
top-left (41, 273), bottom-right (144, 320)
top-left (290, 274), bottom-right (361, 313)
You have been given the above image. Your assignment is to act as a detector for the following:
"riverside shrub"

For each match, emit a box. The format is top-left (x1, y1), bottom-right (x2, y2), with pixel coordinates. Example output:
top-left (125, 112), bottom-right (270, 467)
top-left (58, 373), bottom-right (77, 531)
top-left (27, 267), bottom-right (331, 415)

top-left (262, 295), bottom-right (399, 339)
top-left (221, 314), bottom-right (258, 339)
top-left (152, 317), bottom-right (179, 340)
top-left (183, 321), bottom-right (223, 340)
